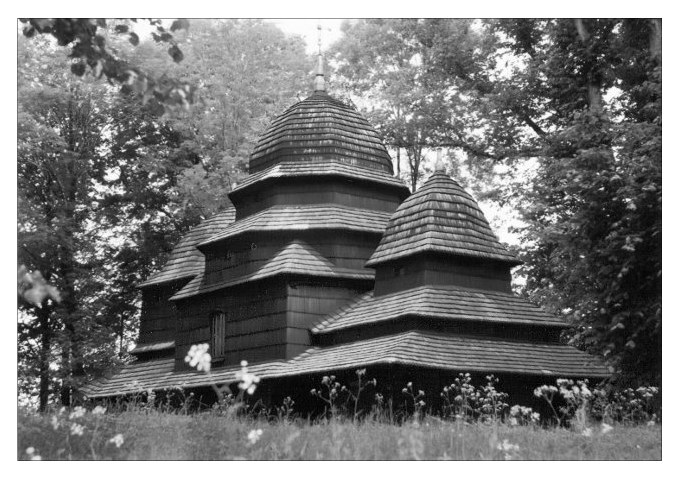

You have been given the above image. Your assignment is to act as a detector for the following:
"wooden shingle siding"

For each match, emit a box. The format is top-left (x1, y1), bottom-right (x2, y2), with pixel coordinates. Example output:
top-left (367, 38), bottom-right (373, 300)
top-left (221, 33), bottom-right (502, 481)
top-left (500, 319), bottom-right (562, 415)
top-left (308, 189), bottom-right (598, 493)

top-left (82, 331), bottom-right (609, 398)
top-left (374, 255), bottom-right (513, 296)
top-left (198, 204), bottom-right (392, 248)
top-left (366, 173), bottom-right (521, 267)
top-left (235, 178), bottom-right (405, 219)
top-left (174, 282), bottom-right (290, 367)
top-left (202, 238), bottom-right (376, 288)
top-left (172, 240), bottom-right (374, 301)
top-left (317, 318), bottom-right (563, 346)
top-left (286, 283), bottom-right (368, 348)
top-left (248, 91), bottom-right (393, 174)
top-left (311, 285), bottom-right (568, 336)
top-left (139, 209), bottom-right (235, 288)
top-left (138, 281), bottom-right (188, 345)
top-left (230, 161), bottom-right (409, 197)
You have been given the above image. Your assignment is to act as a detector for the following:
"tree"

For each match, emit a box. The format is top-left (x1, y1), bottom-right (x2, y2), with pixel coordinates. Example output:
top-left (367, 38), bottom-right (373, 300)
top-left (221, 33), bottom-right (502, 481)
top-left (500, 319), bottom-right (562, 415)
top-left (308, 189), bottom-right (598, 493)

top-left (425, 19), bottom-right (661, 385)
top-left (332, 19), bottom-right (661, 384)
top-left (17, 20), bottom-right (312, 408)
top-left (128, 19), bottom-right (310, 215)
top-left (20, 18), bottom-right (193, 114)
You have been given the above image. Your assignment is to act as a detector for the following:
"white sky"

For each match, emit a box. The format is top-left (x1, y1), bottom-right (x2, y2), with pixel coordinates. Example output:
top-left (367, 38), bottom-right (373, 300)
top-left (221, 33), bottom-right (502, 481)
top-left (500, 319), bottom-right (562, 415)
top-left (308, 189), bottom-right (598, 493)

top-left (267, 19), bottom-right (345, 54)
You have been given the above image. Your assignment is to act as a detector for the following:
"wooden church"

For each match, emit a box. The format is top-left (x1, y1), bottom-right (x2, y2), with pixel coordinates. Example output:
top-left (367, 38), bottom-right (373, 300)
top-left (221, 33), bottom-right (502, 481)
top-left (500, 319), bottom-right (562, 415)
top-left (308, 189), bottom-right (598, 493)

top-left (83, 52), bottom-right (608, 408)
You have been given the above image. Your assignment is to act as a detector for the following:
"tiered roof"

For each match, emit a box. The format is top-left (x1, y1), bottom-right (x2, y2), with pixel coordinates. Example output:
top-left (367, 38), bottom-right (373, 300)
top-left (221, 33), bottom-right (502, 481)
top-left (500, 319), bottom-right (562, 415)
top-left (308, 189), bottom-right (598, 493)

top-left (311, 285), bottom-right (567, 335)
top-left (171, 240), bottom-right (373, 301)
top-left (248, 91), bottom-right (393, 174)
top-left (139, 208), bottom-right (236, 288)
top-left (231, 160), bottom-right (409, 197)
top-left (366, 172), bottom-right (520, 267)
top-left (199, 204), bottom-right (392, 247)
top-left (82, 331), bottom-right (609, 398)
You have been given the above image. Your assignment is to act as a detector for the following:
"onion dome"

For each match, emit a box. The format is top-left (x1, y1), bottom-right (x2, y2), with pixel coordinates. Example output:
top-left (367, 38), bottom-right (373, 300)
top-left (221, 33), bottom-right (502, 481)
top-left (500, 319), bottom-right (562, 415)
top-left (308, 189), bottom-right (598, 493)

top-left (248, 91), bottom-right (394, 174)
top-left (366, 171), bottom-right (521, 267)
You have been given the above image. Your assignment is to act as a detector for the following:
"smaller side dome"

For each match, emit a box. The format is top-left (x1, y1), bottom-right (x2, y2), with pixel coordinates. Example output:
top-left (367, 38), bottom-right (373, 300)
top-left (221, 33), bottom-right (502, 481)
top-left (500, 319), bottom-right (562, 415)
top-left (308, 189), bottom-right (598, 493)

top-left (248, 91), bottom-right (394, 174)
top-left (366, 172), bottom-right (522, 267)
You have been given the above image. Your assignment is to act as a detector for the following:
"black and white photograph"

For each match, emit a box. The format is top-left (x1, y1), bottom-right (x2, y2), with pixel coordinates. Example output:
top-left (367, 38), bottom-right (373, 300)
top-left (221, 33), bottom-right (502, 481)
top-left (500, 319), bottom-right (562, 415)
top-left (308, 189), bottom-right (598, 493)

top-left (11, 6), bottom-right (669, 491)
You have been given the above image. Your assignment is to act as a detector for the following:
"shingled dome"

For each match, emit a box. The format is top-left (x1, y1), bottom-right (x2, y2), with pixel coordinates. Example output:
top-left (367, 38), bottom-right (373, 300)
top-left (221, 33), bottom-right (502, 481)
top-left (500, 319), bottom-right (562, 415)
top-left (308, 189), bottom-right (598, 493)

top-left (248, 91), bottom-right (394, 174)
top-left (366, 171), bottom-right (522, 267)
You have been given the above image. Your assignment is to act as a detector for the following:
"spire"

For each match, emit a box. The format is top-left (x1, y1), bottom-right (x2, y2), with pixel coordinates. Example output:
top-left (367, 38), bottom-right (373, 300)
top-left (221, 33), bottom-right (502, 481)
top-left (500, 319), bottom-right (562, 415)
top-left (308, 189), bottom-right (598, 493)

top-left (314, 24), bottom-right (326, 92)
top-left (434, 148), bottom-right (445, 173)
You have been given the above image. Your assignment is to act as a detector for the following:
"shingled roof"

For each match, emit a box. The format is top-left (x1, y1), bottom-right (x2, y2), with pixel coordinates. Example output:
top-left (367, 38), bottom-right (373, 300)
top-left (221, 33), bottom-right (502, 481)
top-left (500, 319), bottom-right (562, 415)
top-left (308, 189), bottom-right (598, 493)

top-left (231, 160), bottom-right (409, 196)
top-left (171, 240), bottom-right (373, 301)
top-left (199, 205), bottom-right (392, 248)
top-left (81, 331), bottom-right (608, 398)
top-left (139, 208), bottom-right (236, 288)
top-left (311, 285), bottom-right (567, 335)
top-left (248, 91), bottom-right (393, 174)
top-left (366, 172), bottom-right (521, 267)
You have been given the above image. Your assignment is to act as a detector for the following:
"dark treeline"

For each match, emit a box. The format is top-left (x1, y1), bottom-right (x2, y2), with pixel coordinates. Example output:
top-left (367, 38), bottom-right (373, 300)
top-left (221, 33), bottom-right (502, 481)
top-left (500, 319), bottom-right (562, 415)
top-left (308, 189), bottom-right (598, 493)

top-left (17, 19), bottom-right (661, 410)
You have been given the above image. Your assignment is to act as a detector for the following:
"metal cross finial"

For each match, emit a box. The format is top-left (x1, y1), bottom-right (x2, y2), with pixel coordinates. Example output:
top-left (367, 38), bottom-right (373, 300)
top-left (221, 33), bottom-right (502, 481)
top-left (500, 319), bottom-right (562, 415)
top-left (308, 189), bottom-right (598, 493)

top-left (314, 23), bottom-right (326, 91)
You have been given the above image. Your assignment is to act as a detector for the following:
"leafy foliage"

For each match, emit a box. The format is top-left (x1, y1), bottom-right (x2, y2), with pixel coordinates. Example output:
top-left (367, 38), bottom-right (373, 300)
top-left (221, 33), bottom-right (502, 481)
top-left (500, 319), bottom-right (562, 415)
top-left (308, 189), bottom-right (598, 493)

top-left (333, 19), bottom-right (661, 385)
top-left (17, 20), bottom-right (311, 409)
top-left (20, 18), bottom-right (193, 114)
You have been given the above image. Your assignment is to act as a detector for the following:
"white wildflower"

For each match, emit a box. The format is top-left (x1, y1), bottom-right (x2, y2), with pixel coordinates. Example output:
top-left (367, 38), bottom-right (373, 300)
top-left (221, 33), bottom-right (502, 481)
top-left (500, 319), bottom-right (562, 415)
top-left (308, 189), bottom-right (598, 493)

top-left (70, 423), bottom-right (85, 436)
top-left (236, 361), bottom-right (261, 395)
top-left (184, 343), bottom-right (211, 372)
top-left (247, 429), bottom-right (263, 445)
top-left (582, 427), bottom-right (593, 437)
top-left (496, 439), bottom-right (520, 460)
top-left (69, 406), bottom-right (86, 420)
top-left (26, 447), bottom-right (42, 461)
top-left (601, 423), bottom-right (613, 434)
top-left (108, 434), bottom-right (124, 448)
top-left (92, 405), bottom-right (107, 415)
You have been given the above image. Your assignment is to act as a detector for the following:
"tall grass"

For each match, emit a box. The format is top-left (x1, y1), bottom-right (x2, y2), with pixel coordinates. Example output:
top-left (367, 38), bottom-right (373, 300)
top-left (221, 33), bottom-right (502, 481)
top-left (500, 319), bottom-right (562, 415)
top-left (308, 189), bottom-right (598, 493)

top-left (17, 407), bottom-right (660, 461)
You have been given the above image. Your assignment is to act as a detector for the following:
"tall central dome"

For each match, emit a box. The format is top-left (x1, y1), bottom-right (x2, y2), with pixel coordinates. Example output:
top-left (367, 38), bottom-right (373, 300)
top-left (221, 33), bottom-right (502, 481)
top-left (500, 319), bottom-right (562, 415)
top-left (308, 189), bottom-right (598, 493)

top-left (248, 90), bottom-right (394, 174)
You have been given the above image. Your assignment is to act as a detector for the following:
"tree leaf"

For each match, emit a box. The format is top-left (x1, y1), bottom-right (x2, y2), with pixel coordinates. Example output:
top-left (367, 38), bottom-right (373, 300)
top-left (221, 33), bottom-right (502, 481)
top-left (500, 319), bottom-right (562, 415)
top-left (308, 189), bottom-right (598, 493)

top-left (170, 19), bottom-right (190, 32)
top-left (70, 62), bottom-right (86, 77)
top-left (168, 45), bottom-right (184, 63)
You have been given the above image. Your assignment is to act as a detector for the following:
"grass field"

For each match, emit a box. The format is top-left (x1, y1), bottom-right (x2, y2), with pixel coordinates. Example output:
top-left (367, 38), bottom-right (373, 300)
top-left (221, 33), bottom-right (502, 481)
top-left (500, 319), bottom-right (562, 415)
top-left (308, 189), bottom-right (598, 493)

top-left (17, 408), bottom-right (661, 461)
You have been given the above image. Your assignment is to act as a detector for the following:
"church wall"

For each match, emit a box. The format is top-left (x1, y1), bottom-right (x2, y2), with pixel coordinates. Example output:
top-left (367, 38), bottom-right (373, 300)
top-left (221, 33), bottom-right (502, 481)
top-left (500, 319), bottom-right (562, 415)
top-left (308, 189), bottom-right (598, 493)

top-left (234, 179), bottom-right (404, 219)
top-left (374, 255), bottom-right (513, 296)
top-left (202, 231), bottom-right (381, 286)
top-left (315, 317), bottom-right (563, 347)
top-left (286, 281), bottom-right (371, 357)
top-left (173, 281), bottom-right (290, 369)
top-left (138, 279), bottom-right (190, 345)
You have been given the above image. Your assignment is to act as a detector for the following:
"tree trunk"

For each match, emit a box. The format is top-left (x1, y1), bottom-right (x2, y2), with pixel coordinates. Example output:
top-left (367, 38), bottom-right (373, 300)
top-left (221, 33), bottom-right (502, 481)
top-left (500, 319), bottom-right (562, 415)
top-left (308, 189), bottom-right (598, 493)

top-left (573, 19), bottom-right (604, 114)
top-left (406, 146), bottom-right (422, 192)
top-left (37, 305), bottom-right (52, 412)
top-left (649, 19), bottom-right (662, 64)
top-left (396, 146), bottom-right (401, 177)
